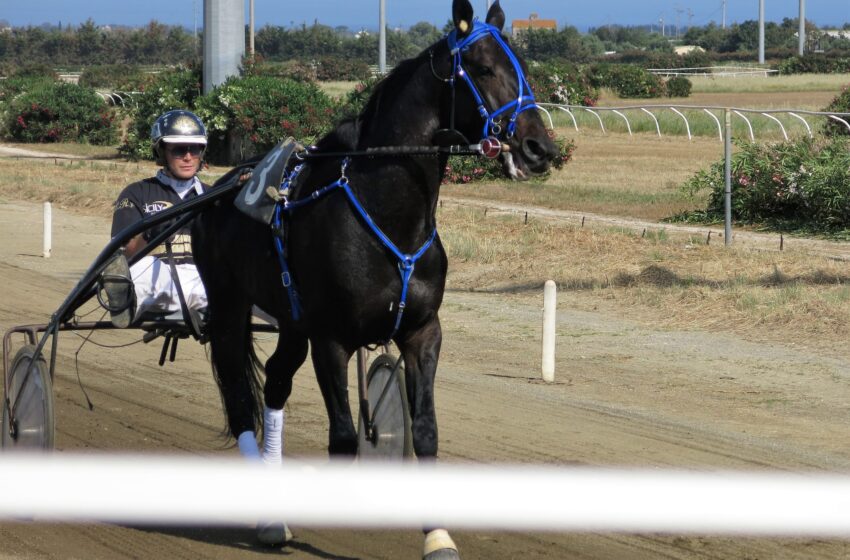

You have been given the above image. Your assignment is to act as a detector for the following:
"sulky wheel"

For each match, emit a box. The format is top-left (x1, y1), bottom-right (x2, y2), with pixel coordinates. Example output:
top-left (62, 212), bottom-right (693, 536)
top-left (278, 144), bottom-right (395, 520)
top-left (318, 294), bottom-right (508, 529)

top-left (2, 345), bottom-right (54, 450)
top-left (357, 354), bottom-right (413, 460)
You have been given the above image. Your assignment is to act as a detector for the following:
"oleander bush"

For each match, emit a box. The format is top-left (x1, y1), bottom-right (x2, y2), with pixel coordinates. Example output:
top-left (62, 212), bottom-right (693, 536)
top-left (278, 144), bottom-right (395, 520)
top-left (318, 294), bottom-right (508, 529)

top-left (194, 75), bottom-right (337, 163)
top-left (119, 66), bottom-right (203, 160)
top-left (78, 64), bottom-right (152, 91)
top-left (527, 60), bottom-right (599, 106)
top-left (665, 76), bottom-right (692, 98)
top-left (680, 136), bottom-right (850, 232)
top-left (3, 81), bottom-right (117, 144)
top-left (822, 85), bottom-right (850, 138)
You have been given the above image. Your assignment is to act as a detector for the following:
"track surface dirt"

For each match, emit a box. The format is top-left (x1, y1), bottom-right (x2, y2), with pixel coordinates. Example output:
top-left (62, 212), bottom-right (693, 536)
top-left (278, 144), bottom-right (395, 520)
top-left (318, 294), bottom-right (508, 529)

top-left (2, 200), bottom-right (850, 559)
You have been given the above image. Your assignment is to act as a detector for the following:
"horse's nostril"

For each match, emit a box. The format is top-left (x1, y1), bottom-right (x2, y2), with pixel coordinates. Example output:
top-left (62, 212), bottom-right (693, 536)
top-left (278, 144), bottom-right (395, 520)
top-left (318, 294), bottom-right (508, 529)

top-left (522, 138), bottom-right (547, 161)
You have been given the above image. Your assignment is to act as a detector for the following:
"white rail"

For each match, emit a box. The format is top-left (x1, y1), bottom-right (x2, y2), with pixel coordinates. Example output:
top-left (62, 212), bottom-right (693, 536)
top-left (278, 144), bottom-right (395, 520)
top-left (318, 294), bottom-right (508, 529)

top-left (648, 66), bottom-right (779, 78)
top-left (3, 454), bottom-right (850, 536)
top-left (537, 103), bottom-right (850, 142)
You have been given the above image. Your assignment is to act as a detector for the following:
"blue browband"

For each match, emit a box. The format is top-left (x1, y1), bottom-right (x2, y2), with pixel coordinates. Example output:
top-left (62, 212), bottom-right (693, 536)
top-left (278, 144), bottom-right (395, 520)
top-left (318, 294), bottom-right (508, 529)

top-left (447, 19), bottom-right (538, 140)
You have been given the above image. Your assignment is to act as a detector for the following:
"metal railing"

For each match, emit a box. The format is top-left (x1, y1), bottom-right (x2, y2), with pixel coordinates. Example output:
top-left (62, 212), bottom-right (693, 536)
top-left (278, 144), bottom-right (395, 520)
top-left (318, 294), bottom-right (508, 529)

top-left (537, 102), bottom-right (850, 142)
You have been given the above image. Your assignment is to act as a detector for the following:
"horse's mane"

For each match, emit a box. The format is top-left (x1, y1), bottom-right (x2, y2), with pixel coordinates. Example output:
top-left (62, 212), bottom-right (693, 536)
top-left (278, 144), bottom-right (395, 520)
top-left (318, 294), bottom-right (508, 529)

top-left (316, 45), bottom-right (442, 152)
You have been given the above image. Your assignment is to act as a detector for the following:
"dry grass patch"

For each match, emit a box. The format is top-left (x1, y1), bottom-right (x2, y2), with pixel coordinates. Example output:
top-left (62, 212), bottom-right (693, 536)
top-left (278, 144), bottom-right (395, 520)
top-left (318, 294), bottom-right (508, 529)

top-left (443, 132), bottom-right (718, 221)
top-left (439, 205), bottom-right (850, 346)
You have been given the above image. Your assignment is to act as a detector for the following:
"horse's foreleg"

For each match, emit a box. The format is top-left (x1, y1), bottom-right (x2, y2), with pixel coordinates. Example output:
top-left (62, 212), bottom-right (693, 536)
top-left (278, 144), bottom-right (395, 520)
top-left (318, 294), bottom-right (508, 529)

top-left (261, 333), bottom-right (308, 465)
top-left (398, 316), bottom-right (442, 459)
top-left (310, 339), bottom-right (357, 456)
top-left (398, 318), bottom-right (459, 560)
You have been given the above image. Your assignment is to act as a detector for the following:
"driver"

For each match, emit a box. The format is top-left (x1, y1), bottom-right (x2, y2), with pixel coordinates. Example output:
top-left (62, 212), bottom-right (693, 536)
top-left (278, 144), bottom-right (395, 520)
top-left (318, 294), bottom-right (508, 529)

top-left (102, 109), bottom-right (210, 328)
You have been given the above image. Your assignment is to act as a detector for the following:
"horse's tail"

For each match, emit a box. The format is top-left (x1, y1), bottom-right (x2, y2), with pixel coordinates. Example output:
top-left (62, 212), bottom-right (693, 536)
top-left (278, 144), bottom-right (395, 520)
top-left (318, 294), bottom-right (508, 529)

top-left (206, 316), bottom-right (266, 440)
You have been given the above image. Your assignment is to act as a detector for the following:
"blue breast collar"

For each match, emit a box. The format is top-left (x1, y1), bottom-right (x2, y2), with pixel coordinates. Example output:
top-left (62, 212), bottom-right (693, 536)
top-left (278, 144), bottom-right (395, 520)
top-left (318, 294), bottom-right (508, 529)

top-left (447, 19), bottom-right (538, 140)
top-left (272, 158), bottom-right (437, 343)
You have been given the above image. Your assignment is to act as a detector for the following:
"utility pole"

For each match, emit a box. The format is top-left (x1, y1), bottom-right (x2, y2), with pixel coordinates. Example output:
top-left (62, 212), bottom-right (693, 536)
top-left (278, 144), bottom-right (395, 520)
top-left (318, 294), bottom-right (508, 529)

top-left (722, 0), bottom-right (727, 29)
top-left (248, 0), bottom-right (254, 56)
top-left (798, 0), bottom-right (806, 56)
top-left (193, 0), bottom-right (198, 53)
top-left (659, 17), bottom-right (665, 37)
top-left (675, 5), bottom-right (683, 38)
top-left (758, 0), bottom-right (765, 64)
top-left (203, 0), bottom-right (244, 93)
top-left (378, 0), bottom-right (386, 74)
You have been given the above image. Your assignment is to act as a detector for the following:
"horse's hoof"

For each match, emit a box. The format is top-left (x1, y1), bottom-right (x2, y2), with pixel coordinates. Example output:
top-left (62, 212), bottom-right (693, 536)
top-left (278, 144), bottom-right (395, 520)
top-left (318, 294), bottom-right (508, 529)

top-left (423, 529), bottom-right (459, 560)
top-left (256, 521), bottom-right (293, 546)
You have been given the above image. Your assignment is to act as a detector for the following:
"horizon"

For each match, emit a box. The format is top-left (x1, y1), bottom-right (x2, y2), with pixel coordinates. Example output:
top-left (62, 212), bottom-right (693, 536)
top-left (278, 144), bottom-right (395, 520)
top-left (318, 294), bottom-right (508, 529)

top-left (4, 1), bottom-right (848, 33)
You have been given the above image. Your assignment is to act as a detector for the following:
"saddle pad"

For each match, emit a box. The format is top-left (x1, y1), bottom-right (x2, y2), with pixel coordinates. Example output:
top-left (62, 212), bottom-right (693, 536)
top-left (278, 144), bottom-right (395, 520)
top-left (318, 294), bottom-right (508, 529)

top-left (234, 137), bottom-right (300, 225)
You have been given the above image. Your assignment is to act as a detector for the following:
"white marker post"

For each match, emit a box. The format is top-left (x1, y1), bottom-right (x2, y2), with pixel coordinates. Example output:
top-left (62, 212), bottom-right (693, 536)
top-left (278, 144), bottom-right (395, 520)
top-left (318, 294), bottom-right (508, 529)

top-left (43, 202), bottom-right (52, 258)
top-left (542, 280), bottom-right (556, 382)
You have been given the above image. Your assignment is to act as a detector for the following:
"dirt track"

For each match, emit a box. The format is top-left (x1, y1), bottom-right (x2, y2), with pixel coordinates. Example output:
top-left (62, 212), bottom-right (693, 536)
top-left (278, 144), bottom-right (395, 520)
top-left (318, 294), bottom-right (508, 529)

top-left (3, 199), bottom-right (850, 559)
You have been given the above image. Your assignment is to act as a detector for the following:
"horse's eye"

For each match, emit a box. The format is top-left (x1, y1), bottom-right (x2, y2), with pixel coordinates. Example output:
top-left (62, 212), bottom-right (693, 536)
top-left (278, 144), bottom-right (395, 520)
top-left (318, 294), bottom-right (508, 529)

top-left (479, 66), bottom-right (494, 76)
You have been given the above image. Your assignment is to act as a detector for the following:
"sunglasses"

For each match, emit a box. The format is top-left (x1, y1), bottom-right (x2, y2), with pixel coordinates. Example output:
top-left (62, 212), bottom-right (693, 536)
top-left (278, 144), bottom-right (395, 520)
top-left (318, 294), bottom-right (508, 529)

top-left (166, 144), bottom-right (204, 157)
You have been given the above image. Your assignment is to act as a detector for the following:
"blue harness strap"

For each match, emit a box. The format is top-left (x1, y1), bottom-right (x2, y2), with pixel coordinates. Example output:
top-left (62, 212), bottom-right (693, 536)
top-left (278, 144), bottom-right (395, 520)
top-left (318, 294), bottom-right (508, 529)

top-left (447, 19), bottom-right (539, 140)
top-left (272, 158), bottom-right (437, 342)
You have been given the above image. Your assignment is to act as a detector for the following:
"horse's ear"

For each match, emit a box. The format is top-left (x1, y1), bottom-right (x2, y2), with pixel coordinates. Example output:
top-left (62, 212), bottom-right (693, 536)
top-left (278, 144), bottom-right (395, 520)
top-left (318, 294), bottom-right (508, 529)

top-left (452, 0), bottom-right (474, 37)
top-left (485, 0), bottom-right (505, 31)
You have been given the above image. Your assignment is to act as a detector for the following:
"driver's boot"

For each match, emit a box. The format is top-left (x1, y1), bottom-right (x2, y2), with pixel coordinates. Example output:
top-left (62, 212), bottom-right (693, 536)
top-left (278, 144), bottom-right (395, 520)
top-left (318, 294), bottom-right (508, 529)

top-left (101, 252), bottom-right (136, 328)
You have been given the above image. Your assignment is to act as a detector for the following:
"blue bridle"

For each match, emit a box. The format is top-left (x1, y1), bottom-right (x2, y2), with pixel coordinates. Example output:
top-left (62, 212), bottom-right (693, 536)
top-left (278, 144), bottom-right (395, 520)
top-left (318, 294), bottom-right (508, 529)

top-left (446, 19), bottom-right (539, 140)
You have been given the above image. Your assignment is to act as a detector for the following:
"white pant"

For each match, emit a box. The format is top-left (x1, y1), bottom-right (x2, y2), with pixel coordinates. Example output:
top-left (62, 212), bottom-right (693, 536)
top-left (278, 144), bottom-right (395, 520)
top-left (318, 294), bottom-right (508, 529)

top-left (130, 255), bottom-right (207, 317)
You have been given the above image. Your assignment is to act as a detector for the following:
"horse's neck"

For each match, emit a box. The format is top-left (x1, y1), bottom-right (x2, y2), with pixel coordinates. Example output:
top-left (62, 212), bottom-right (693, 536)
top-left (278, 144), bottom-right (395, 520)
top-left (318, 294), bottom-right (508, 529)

top-left (353, 57), bottom-right (446, 226)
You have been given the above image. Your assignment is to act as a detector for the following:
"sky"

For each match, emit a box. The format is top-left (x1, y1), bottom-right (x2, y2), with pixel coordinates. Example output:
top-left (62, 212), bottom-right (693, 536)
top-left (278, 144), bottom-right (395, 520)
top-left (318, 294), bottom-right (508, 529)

top-left (2, 1), bottom-right (849, 32)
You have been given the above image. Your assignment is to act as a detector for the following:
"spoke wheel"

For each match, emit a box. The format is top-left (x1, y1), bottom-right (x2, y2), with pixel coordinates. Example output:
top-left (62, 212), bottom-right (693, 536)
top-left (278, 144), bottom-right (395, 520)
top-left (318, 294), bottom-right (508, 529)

top-left (2, 345), bottom-right (54, 450)
top-left (357, 354), bottom-right (412, 460)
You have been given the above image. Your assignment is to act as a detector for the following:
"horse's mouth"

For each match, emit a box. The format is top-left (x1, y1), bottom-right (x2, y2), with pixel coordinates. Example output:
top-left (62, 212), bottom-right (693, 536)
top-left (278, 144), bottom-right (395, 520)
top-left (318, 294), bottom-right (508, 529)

top-left (500, 146), bottom-right (552, 181)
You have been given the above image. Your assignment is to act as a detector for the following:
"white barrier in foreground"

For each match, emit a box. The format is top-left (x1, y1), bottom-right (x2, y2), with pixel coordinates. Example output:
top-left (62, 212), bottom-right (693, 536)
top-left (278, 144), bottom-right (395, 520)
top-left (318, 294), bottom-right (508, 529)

top-left (3, 453), bottom-right (850, 536)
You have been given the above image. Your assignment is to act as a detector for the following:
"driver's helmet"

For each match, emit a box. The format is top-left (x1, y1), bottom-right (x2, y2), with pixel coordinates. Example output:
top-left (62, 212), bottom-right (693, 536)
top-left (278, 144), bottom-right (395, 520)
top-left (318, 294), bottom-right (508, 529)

top-left (150, 109), bottom-right (208, 164)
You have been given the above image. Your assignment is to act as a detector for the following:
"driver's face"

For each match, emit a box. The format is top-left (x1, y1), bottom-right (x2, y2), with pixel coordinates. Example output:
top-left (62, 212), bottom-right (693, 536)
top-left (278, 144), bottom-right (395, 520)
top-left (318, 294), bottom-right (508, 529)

top-left (164, 143), bottom-right (203, 180)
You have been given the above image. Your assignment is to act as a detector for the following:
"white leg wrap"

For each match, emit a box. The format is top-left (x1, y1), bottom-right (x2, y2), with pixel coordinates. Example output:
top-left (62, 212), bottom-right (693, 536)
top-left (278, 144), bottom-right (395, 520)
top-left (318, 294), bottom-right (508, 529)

top-left (237, 431), bottom-right (260, 460)
top-left (423, 529), bottom-right (457, 556)
top-left (262, 407), bottom-right (285, 466)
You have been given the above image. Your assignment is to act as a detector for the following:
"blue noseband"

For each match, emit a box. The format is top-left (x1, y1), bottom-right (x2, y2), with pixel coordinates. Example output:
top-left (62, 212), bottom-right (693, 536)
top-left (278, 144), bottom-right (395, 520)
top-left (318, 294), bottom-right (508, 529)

top-left (447, 20), bottom-right (538, 140)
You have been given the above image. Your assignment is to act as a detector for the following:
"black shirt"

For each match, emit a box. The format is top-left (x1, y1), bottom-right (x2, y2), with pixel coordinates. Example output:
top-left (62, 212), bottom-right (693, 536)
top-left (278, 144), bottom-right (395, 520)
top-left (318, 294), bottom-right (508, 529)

top-left (111, 176), bottom-right (206, 261)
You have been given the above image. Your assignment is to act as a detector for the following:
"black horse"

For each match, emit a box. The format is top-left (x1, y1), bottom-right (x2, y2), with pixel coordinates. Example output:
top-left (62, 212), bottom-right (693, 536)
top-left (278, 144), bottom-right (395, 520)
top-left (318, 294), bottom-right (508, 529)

top-left (192, 1), bottom-right (557, 556)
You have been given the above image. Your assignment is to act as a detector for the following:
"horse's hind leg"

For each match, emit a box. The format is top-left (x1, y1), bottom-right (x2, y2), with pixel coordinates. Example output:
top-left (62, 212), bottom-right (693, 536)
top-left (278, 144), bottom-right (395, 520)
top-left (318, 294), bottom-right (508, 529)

top-left (309, 338), bottom-right (357, 456)
top-left (205, 292), bottom-right (262, 456)
top-left (397, 316), bottom-right (459, 560)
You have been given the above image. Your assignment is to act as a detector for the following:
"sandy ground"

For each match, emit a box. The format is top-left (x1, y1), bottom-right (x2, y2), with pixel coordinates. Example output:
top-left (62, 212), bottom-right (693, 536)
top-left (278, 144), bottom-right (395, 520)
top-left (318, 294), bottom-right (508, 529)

top-left (3, 199), bottom-right (850, 559)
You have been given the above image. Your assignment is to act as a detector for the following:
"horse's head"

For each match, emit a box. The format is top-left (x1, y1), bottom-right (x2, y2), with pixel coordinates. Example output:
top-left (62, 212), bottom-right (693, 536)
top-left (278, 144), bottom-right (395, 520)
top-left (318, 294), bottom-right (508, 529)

top-left (444, 0), bottom-right (559, 180)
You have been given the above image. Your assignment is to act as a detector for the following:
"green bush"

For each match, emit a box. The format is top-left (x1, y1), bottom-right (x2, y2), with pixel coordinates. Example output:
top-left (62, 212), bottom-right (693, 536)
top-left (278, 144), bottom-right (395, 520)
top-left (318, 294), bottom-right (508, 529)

top-left (78, 64), bottom-right (152, 91)
top-left (592, 64), bottom-right (666, 98)
top-left (194, 75), bottom-right (336, 163)
top-left (527, 60), bottom-right (599, 106)
top-left (316, 56), bottom-right (371, 82)
top-left (3, 81), bottom-right (116, 144)
top-left (681, 136), bottom-right (850, 231)
top-left (822, 85), bottom-right (850, 138)
top-left (119, 66), bottom-right (203, 160)
top-left (242, 55), bottom-right (317, 82)
top-left (665, 76), bottom-right (692, 98)
top-left (11, 63), bottom-right (58, 80)
top-left (777, 54), bottom-right (850, 75)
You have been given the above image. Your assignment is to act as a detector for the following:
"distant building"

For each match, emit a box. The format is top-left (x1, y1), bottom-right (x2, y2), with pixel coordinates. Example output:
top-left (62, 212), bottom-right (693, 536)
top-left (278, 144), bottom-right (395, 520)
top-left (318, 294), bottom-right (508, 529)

top-left (674, 45), bottom-right (705, 56)
top-left (822, 29), bottom-right (850, 40)
top-left (511, 13), bottom-right (557, 39)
